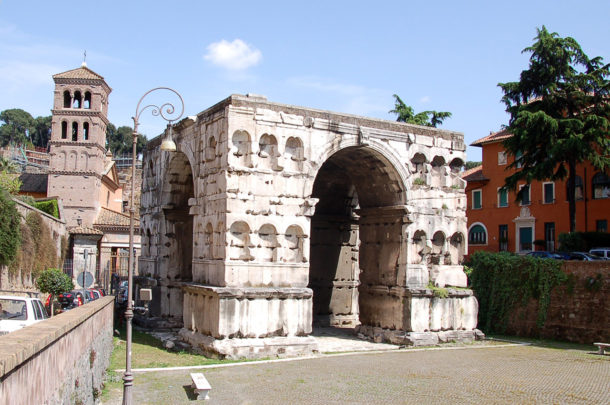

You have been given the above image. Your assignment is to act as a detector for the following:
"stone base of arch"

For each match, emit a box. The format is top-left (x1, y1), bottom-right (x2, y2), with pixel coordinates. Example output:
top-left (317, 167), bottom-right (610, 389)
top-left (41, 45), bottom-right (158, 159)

top-left (179, 283), bottom-right (480, 359)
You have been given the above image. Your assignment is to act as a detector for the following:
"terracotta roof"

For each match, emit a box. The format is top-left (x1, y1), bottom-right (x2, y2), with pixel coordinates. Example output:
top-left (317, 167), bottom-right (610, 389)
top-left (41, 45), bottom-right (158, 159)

top-left (461, 165), bottom-right (489, 182)
top-left (53, 65), bottom-right (105, 81)
top-left (471, 129), bottom-right (513, 147)
top-left (18, 173), bottom-right (48, 194)
top-left (94, 207), bottom-right (138, 228)
top-left (68, 226), bottom-right (103, 236)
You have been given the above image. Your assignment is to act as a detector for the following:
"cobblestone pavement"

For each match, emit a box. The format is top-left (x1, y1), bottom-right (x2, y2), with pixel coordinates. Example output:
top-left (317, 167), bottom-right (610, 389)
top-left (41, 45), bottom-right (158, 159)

top-left (103, 343), bottom-right (609, 404)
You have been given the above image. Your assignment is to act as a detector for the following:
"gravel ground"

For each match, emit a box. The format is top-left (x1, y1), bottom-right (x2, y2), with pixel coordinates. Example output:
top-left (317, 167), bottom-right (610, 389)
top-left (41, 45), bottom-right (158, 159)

top-left (102, 343), bottom-right (609, 404)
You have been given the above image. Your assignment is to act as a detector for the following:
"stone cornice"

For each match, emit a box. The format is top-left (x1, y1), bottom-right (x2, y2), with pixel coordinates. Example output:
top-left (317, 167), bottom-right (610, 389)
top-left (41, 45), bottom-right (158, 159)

top-left (49, 140), bottom-right (107, 153)
top-left (48, 170), bottom-right (102, 179)
top-left (51, 109), bottom-right (110, 125)
top-left (53, 77), bottom-right (112, 94)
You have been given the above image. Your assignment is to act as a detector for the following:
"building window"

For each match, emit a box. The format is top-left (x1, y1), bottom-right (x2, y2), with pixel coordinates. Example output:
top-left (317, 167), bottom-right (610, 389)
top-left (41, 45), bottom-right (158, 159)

top-left (566, 176), bottom-right (584, 201)
top-left (519, 184), bottom-right (531, 206)
top-left (498, 151), bottom-right (507, 165)
top-left (497, 188), bottom-right (508, 207)
top-left (544, 222), bottom-right (555, 252)
top-left (518, 226), bottom-right (533, 252)
top-left (72, 91), bottom-right (82, 108)
top-left (543, 182), bottom-right (555, 204)
top-left (472, 189), bottom-right (482, 209)
top-left (596, 220), bottom-right (607, 233)
top-left (499, 224), bottom-right (508, 251)
top-left (468, 223), bottom-right (487, 245)
top-left (84, 92), bottom-right (92, 109)
top-left (63, 91), bottom-right (71, 108)
top-left (515, 150), bottom-right (523, 169)
top-left (592, 172), bottom-right (610, 199)
top-left (83, 122), bottom-right (89, 140)
top-left (61, 121), bottom-right (67, 139)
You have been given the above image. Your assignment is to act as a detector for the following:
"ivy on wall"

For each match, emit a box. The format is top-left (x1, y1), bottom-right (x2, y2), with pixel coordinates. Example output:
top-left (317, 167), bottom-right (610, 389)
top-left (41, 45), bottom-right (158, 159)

top-left (466, 251), bottom-right (566, 333)
top-left (0, 189), bottom-right (21, 265)
top-left (8, 211), bottom-right (59, 277)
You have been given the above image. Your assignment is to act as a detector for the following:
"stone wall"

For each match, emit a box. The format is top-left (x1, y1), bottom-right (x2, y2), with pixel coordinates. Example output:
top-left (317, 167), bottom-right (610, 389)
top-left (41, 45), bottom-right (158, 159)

top-left (0, 297), bottom-right (114, 405)
top-left (506, 261), bottom-right (609, 343)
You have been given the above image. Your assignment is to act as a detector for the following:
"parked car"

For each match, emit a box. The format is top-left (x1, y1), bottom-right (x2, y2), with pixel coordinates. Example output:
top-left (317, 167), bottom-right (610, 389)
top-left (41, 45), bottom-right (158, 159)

top-left (88, 289), bottom-right (101, 300)
top-left (526, 251), bottom-right (563, 259)
top-left (58, 290), bottom-right (92, 310)
top-left (589, 248), bottom-right (610, 260)
top-left (0, 295), bottom-right (48, 335)
top-left (568, 252), bottom-right (604, 261)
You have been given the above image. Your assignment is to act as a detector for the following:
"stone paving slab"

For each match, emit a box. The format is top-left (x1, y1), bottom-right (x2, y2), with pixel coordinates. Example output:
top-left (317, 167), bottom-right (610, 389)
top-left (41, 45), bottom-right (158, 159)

top-left (103, 344), bottom-right (609, 404)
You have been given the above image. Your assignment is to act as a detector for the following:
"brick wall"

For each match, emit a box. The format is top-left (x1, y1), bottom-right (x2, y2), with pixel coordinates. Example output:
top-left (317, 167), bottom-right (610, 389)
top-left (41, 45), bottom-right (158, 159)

top-left (0, 297), bottom-right (114, 405)
top-left (506, 261), bottom-right (609, 343)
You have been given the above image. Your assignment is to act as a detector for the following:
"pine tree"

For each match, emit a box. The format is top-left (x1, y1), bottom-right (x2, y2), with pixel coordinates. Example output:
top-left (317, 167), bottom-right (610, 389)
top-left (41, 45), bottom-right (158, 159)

top-left (499, 26), bottom-right (610, 232)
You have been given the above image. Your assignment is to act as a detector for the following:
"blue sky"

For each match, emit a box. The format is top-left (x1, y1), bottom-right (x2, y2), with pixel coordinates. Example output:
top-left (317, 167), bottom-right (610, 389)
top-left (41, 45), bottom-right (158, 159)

top-left (1, 1), bottom-right (608, 161)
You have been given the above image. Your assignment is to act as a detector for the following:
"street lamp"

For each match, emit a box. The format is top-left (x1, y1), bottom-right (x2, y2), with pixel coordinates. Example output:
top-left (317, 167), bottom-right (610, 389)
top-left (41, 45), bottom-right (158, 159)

top-left (123, 87), bottom-right (183, 405)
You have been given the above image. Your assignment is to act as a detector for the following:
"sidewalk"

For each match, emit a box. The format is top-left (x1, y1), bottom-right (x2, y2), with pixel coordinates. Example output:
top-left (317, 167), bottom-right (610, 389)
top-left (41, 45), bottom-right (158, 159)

top-left (102, 334), bottom-right (609, 404)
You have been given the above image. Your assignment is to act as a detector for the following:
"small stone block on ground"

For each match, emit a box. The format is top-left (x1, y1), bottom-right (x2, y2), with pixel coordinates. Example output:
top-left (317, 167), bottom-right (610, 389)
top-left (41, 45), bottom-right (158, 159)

top-left (593, 342), bottom-right (609, 355)
top-left (190, 372), bottom-right (211, 400)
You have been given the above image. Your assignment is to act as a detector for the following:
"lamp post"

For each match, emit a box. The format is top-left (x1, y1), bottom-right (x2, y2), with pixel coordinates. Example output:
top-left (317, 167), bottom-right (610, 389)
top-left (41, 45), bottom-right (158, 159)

top-left (123, 87), bottom-right (183, 405)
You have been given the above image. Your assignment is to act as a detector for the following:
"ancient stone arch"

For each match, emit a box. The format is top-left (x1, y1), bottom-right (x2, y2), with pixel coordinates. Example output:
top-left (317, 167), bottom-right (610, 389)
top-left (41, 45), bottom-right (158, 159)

top-left (140, 94), bottom-right (478, 358)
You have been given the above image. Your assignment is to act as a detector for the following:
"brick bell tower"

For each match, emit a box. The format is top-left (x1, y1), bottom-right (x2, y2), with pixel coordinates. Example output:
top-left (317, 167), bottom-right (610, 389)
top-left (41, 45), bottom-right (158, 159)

top-left (47, 62), bottom-right (112, 228)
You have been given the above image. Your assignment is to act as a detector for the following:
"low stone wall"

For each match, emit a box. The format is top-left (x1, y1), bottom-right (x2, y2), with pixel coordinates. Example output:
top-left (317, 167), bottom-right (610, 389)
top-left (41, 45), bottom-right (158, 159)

top-left (506, 261), bottom-right (609, 343)
top-left (0, 296), bottom-right (114, 405)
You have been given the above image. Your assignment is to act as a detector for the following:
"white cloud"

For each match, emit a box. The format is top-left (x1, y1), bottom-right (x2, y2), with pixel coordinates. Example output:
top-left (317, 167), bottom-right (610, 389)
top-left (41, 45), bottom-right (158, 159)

top-left (419, 95), bottom-right (431, 104)
top-left (204, 39), bottom-right (262, 71)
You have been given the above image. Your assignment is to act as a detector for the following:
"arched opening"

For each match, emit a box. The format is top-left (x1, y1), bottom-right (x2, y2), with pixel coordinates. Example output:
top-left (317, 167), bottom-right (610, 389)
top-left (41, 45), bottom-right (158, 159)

top-left (83, 122), bottom-right (89, 140)
top-left (72, 91), bottom-right (82, 108)
top-left (309, 146), bottom-right (406, 331)
top-left (162, 152), bottom-right (195, 283)
top-left (84, 92), bottom-right (92, 109)
top-left (61, 121), bottom-right (68, 139)
top-left (258, 134), bottom-right (279, 170)
top-left (71, 122), bottom-right (78, 141)
top-left (63, 91), bottom-right (71, 108)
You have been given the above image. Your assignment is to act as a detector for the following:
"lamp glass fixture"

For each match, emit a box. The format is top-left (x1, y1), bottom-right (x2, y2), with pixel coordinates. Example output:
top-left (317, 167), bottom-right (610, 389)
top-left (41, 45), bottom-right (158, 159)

top-left (160, 123), bottom-right (177, 151)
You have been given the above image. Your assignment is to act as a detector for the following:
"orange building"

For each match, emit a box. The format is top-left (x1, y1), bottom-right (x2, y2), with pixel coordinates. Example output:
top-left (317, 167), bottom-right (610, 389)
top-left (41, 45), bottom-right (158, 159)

top-left (464, 130), bottom-right (610, 255)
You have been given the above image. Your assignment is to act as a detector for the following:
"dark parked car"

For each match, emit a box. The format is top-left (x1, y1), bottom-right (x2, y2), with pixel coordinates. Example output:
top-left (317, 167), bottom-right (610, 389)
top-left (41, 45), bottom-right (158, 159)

top-left (567, 252), bottom-right (603, 261)
top-left (526, 251), bottom-right (563, 259)
top-left (58, 290), bottom-right (92, 310)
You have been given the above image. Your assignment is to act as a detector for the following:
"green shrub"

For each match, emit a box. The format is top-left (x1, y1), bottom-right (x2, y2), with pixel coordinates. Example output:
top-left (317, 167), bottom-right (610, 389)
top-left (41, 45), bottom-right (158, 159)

top-left (466, 251), bottom-right (566, 334)
top-left (558, 231), bottom-right (610, 252)
top-left (0, 189), bottom-right (21, 265)
top-left (33, 199), bottom-right (60, 218)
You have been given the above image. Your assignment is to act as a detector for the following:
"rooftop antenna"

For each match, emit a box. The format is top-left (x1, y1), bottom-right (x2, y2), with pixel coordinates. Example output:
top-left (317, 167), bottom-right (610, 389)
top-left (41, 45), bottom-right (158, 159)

top-left (82, 50), bottom-right (87, 67)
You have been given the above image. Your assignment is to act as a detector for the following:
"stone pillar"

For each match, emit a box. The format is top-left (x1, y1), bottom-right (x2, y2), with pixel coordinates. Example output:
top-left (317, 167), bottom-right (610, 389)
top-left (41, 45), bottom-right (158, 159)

top-left (72, 234), bottom-right (101, 289)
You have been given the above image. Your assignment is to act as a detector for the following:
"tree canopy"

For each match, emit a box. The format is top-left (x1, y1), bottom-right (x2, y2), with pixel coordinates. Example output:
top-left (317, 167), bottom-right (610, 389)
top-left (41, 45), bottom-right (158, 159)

top-left (36, 268), bottom-right (74, 316)
top-left (389, 94), bottom-right (452, 127)
top-left (0, 109), bottom-right (52, 148)
top-left (499, 26), bottom-right (610, 232)
top-left (106, 123), bottom-right (147, 156)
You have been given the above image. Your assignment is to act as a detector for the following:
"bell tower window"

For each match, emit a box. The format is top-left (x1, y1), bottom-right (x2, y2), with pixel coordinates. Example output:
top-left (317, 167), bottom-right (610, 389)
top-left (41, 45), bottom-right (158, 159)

top-left (83, 122), bottom-right (89, 140)
top-left (63, 91), bottom-right (71, 108)
top-left (84, 92), bottom-right (91, 109)
top-left (61, 121), bottom-right (68, 139)
top-left (73, 91), bottom-right (82, 108)
top-left (72, 122), bottom-right (78, 141)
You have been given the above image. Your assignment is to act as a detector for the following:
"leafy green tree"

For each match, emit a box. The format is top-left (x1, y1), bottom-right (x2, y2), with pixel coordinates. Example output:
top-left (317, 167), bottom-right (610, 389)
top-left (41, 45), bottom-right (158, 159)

top-left (0, 109), bottom-right (34, 147)
top-left (36, 268), bottom-right (74, 316)
top-left (106, 123), bottom-right (147, 156)
top-left (499, 26), bottom-right (610, 232)
top-left (0, 188), bottom-right (21, 265)
top-left (389, 94), bottom-right (452, 127)
top-left (31, 115), bottom-right (52, 148)
top-left (465, 161), bottom-right (482, 170)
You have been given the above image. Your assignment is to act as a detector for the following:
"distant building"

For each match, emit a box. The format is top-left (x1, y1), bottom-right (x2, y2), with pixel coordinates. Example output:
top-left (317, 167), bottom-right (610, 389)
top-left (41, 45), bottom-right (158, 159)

top-left (464, 129), bottom-right (610, 256)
